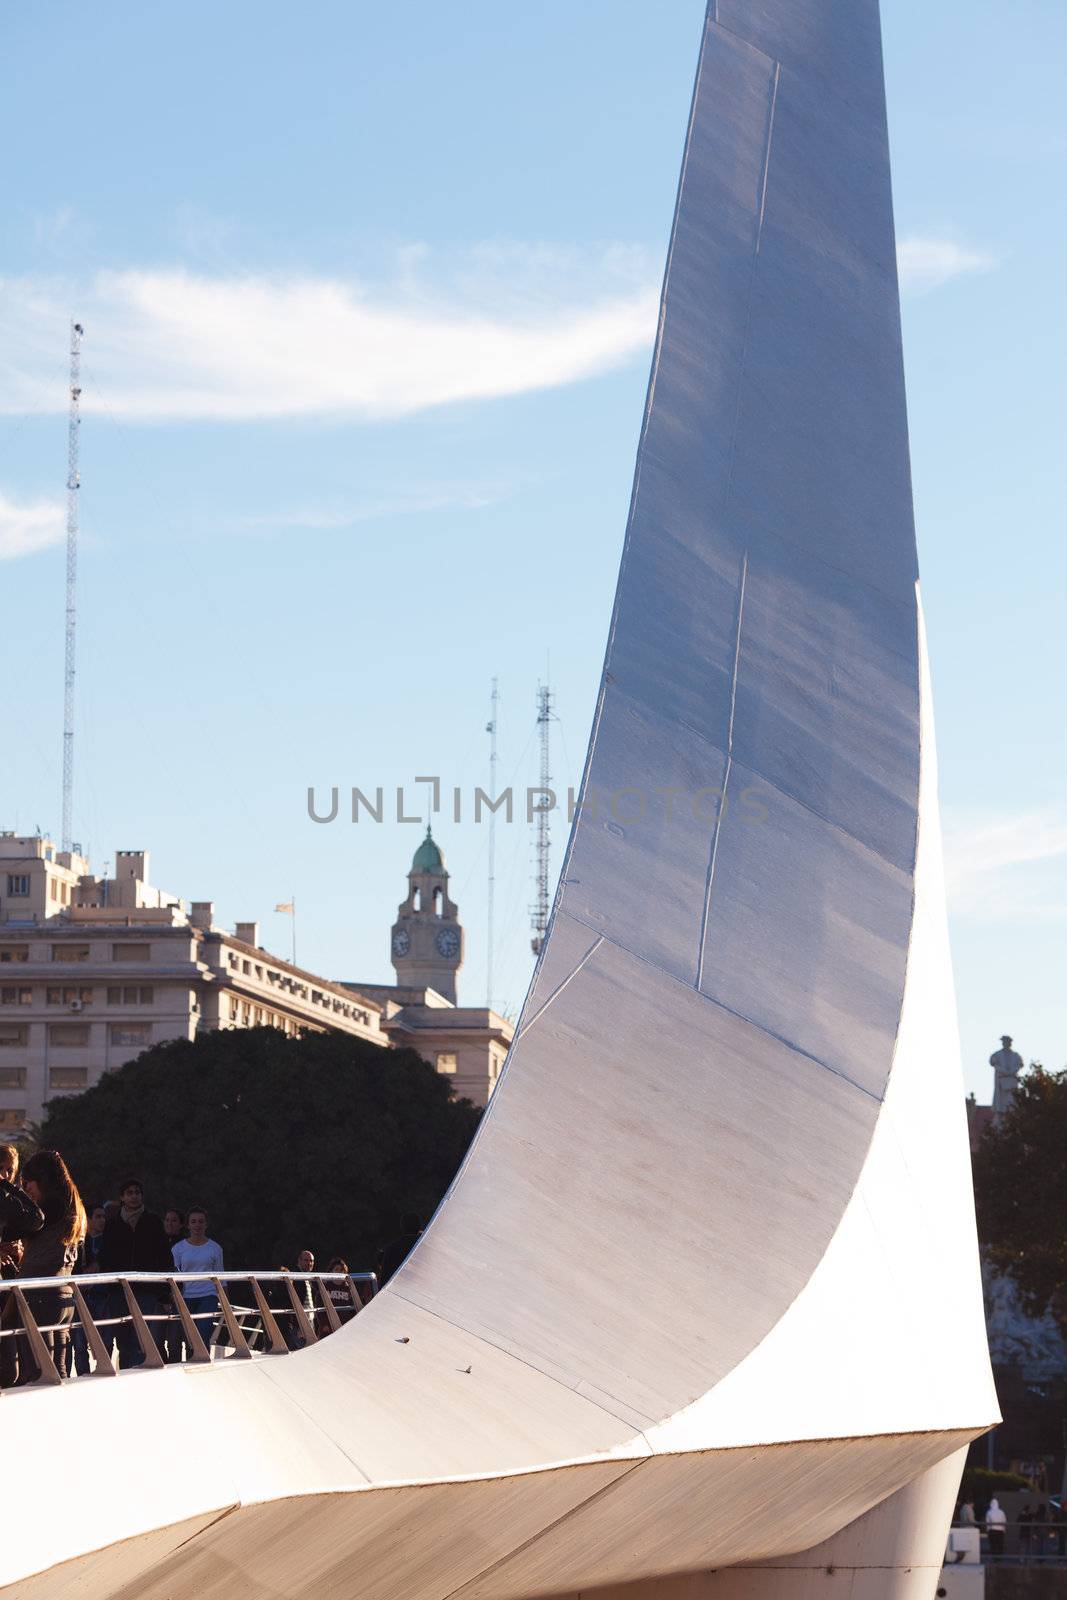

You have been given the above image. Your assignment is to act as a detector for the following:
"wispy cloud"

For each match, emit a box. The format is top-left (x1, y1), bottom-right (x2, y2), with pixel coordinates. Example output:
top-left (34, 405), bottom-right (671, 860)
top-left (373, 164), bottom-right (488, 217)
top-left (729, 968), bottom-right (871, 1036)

top-left (944, 810), bottom-right (1067, 921)
top-left (897, 235), bottom-right (998, 295)
top-left (236, 483), bottom-right (509, 533)
top-left (0, 489), bottom-right (65, 560)
top-left (0, 246), bottom-right (658, 425)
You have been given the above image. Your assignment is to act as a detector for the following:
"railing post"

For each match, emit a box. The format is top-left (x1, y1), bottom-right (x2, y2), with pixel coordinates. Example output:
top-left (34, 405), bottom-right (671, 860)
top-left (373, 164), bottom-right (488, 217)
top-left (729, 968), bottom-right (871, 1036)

top-left (248, 1277), bottom-right (290, 1355)
top-left (315, 1277), bottom-right (342, 1334)
top-left (71, 1282), bottom-right (115, 1377)
top-left (212, 1279), bottom-right (251, 1359)
top-left (345, 1275), bottom-right (365, 1313)
top-left (10, 1287), bottom-right (64, 1387)
top-left (167, 1278), bottom-right (211, 1364)
top-left (120, 1279), bottom-right (164, 1370)
top-left (284, 1274), bottom-right (318, 1344)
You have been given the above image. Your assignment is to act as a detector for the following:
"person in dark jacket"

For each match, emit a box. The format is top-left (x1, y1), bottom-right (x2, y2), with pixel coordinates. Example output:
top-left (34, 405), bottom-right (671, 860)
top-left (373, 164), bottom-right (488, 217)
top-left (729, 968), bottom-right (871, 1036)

top-left (13, 1148), bottom-right (85, 1384)
top-left (98, 1177), bottom-right (171, 1368)
top-left (161, 1208), bottom-right (187, 1364)
top-left (71, 1203), bottom-right (109, 1376)
top-left (0, 1145), bottom-right (45, 1388)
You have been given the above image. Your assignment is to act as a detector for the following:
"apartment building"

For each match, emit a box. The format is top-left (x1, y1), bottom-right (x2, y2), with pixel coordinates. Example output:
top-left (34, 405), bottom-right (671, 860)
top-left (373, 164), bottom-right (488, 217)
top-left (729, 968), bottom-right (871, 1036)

top-left (0, 836), bottom-right (385, 1129)
top-left (0, 828), bottom-right (513, 1127)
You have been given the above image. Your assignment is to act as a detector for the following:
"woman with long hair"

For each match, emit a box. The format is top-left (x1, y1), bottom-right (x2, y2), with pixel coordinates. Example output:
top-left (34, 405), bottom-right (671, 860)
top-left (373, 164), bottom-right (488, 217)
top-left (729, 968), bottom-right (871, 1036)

top-left (14, 1149), bottom-right (85, 1382)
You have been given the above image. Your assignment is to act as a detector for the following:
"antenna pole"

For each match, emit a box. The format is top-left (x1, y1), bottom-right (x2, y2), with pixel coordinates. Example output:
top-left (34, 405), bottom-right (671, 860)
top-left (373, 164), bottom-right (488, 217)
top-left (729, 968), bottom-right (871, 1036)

top-left (530, 681), bottom-right (552, 956)
top-left (61, 320), bottom-right (83, 855)
top-left (486, 678), bottom-right (499, 1008)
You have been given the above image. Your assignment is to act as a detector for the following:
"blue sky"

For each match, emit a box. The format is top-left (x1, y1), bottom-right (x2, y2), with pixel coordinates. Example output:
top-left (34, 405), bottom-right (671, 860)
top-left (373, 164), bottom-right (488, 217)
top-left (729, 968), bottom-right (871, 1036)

top-left (1, 1), bottom-right (1064, 1099)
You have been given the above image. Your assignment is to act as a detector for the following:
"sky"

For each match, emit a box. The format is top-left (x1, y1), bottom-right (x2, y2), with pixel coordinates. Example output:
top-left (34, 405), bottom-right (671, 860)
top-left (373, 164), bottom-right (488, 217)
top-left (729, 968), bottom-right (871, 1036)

top-left (1, 1), bottom-right (1064, 1101)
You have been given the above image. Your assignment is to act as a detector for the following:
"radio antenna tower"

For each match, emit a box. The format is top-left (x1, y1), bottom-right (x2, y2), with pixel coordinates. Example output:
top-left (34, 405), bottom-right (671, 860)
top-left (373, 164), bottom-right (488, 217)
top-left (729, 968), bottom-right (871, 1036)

top-left (486, 677), bottom-right (499, 1008)
top-left (61, 320), bottom-right (84, 855)
top-left (530, 681), bottom-right (552, 956)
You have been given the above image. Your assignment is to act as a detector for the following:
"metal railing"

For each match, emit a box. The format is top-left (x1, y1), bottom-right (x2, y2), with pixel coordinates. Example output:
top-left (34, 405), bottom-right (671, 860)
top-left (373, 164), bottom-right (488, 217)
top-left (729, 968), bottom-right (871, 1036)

top-left (961, 1520), bottom-right (1067, 1565)
top-left (0, 1269), bottom-right (377, 1390)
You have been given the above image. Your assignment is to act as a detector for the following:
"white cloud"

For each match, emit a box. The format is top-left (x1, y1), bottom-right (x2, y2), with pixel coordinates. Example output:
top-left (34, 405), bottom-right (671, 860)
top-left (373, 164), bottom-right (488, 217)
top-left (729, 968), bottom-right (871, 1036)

top-left (897, 235), bottom-right (998, 295)
top-left (944, 810), bottom-right (1067, 921)
top-left (0, 248), bottom-right (659, 425)
top-left (237, 484), bottom-right (508, 533)
top-left (0, 490), bottom-right (65, 560)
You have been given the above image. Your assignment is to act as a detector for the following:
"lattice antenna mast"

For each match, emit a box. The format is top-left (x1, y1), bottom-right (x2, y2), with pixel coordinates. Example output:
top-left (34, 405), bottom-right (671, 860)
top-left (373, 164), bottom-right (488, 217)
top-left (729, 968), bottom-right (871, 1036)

top-left (530, 681), bottom-right (552, 956)
top-left (61, 320), bottom-right (84, 855)
top-left (486, 677), bottom-right (499, 1008)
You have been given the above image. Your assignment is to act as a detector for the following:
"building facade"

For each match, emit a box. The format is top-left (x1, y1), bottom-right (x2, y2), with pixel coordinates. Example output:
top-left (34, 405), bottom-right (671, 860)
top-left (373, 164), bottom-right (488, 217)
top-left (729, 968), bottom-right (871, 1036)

top-left (0, 829), bottom-right (512, 1128)
top-left (347, 827), bottom-right (513, 1107)
top-left (0, 835), bottom-right (385, 1130)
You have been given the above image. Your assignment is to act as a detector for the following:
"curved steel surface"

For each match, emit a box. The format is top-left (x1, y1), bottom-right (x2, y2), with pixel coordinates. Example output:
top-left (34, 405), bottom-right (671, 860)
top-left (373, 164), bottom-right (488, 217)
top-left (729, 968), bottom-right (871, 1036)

top-left (1, 3), bottom-right (995, 1596)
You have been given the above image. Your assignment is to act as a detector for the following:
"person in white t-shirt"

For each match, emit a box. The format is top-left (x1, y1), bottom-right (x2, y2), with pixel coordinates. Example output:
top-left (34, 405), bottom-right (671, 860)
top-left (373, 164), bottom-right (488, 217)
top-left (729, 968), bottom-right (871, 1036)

top-left (171, 1208), bottom-right (223, 1351)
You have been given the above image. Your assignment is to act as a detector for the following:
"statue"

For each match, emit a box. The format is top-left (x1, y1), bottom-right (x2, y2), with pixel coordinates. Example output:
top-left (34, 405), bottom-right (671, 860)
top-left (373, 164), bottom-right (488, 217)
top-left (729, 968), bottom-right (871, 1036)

top-left (990, 1034), bottom-right (1024, 1115)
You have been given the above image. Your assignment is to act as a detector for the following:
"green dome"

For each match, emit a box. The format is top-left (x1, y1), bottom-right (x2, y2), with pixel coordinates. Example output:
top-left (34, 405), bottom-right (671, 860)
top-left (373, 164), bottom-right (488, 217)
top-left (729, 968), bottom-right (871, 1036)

top-left (411, 827), bottom-right (444, 874)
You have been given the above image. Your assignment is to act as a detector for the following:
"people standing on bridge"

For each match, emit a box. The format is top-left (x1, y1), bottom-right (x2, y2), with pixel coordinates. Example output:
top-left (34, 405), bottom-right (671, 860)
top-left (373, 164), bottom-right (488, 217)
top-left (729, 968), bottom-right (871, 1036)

top-left (986, 1497), bottom-right (1007, 1559)
top-left (71, 1203), bottom-right (109, 1376)
top-left (160, 1208), bottom-right (187, 1362)
top-left (1032, 1502), bottom-right (1048, 1559)
top-left (98, 1178), bottom-right (171, 1368)
top-left (316, 1257), bottom-right (358, 1335)
top-left (171, 1208), bottom-right (224, 1353)
top-left (1019, 1503), bottom-right (1033, 1558)
top-left (0, 1143), bottom-right (45, 1387)
top-left (14, 1149), bottom-right (85, 1384)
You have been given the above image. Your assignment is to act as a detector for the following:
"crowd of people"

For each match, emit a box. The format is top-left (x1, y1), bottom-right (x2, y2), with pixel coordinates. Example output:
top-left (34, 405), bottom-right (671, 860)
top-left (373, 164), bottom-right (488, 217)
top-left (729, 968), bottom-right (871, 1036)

top-left (0, 1143), bottom-right (423, 1387)
top-left (957, 1496), bottom-right (1067, 1562)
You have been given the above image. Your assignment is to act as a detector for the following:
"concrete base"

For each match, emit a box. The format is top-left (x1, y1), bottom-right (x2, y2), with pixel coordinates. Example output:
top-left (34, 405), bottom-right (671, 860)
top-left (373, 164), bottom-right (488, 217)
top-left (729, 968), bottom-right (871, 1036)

top-left (552, 1449), bottom-right (968, 1600)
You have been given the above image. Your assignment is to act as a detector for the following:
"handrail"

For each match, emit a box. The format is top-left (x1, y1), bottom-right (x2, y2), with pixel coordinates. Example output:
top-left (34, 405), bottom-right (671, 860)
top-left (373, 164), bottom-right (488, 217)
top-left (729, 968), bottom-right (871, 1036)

top-left (0, 1269), bottom-right (378, 1391)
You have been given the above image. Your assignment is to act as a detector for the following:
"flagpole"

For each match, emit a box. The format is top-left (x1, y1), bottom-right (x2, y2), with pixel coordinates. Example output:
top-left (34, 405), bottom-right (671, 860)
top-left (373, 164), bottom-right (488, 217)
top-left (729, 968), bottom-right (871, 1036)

top-left (291, 895), bottom-right (296, 967)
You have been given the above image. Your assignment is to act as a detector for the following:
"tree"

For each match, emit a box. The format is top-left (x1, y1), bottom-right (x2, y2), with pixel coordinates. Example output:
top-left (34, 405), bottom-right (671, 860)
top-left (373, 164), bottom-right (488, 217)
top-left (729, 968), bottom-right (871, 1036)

top-left (973, 1066), bottom-right (1067, 1333)
top-left (40, 1029), bottom-right (482, 1270)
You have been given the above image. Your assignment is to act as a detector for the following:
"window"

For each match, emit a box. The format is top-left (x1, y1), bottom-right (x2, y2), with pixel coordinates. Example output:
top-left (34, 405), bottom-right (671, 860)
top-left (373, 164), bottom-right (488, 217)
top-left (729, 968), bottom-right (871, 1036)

top-left (6, 875), bottom-right (30, 897)
top-left (254, 964), bottom-right (263, 980)
top-left (106, 986), bottom-right (153, 1005)
top-left (53, 945), bottom-right (90, 962)
top-left (228, 998), bottom-right (238, 1022)
top-left (1, 987), bottom-right (32, 1007)
top-left (227, 953), bottom-right (238, 969)
top-left (110, 1023), bottom-right (150, 1047)
top-left (0, 947), bottom-right (28, 963)
top-left (0, 1025), bottom-right (28, 1048)
top-left (50, 879), bottom-right (59, 901)
top-left (0, 1067), bottom-right (26, 1088)
top-left (46, 987), bottom-right (93, 1006)
top-left (112, 942), bottom-right (151, 962)
top-left (433, 886), bottom-right (443, 916)
top-left (0, 1110), bottom-right (26, 1130)
top-left (48, 1023), bottom-right (89, 1046)
top-left (49, 1066), bottom-right (88, 1090)
top-left (436, 1052), bottom-right (457, 1074)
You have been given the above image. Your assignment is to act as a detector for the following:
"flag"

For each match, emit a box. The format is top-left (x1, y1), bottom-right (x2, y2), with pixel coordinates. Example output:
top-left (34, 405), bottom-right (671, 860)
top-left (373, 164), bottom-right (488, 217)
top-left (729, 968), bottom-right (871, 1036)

top-left (274, 901), bottom-right (294, 914)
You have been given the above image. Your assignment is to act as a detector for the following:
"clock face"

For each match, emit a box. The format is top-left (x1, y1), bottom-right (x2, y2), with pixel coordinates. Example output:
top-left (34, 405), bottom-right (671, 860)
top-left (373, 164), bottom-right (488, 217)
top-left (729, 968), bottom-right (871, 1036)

top-left (435, 926), bottom-right (460, 960)
top-left (392, 928), bottom-right (411, 957)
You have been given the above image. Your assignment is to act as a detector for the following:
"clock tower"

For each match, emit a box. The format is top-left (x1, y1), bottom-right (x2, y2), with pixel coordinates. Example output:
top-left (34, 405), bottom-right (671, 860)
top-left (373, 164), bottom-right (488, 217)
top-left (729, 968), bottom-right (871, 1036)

top-left (390, 827), bottom-right (464, 1002)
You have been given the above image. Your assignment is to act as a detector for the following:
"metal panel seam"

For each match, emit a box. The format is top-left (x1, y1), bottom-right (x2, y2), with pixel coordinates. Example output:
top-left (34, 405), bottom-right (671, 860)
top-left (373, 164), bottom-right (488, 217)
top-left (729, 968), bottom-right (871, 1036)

top-left (385, 1287), bottom-right (660, 1439)
top-left (542, 916), bottom-right (883, 1104)
top-left (515, 936), bottom-right (604, 1042)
